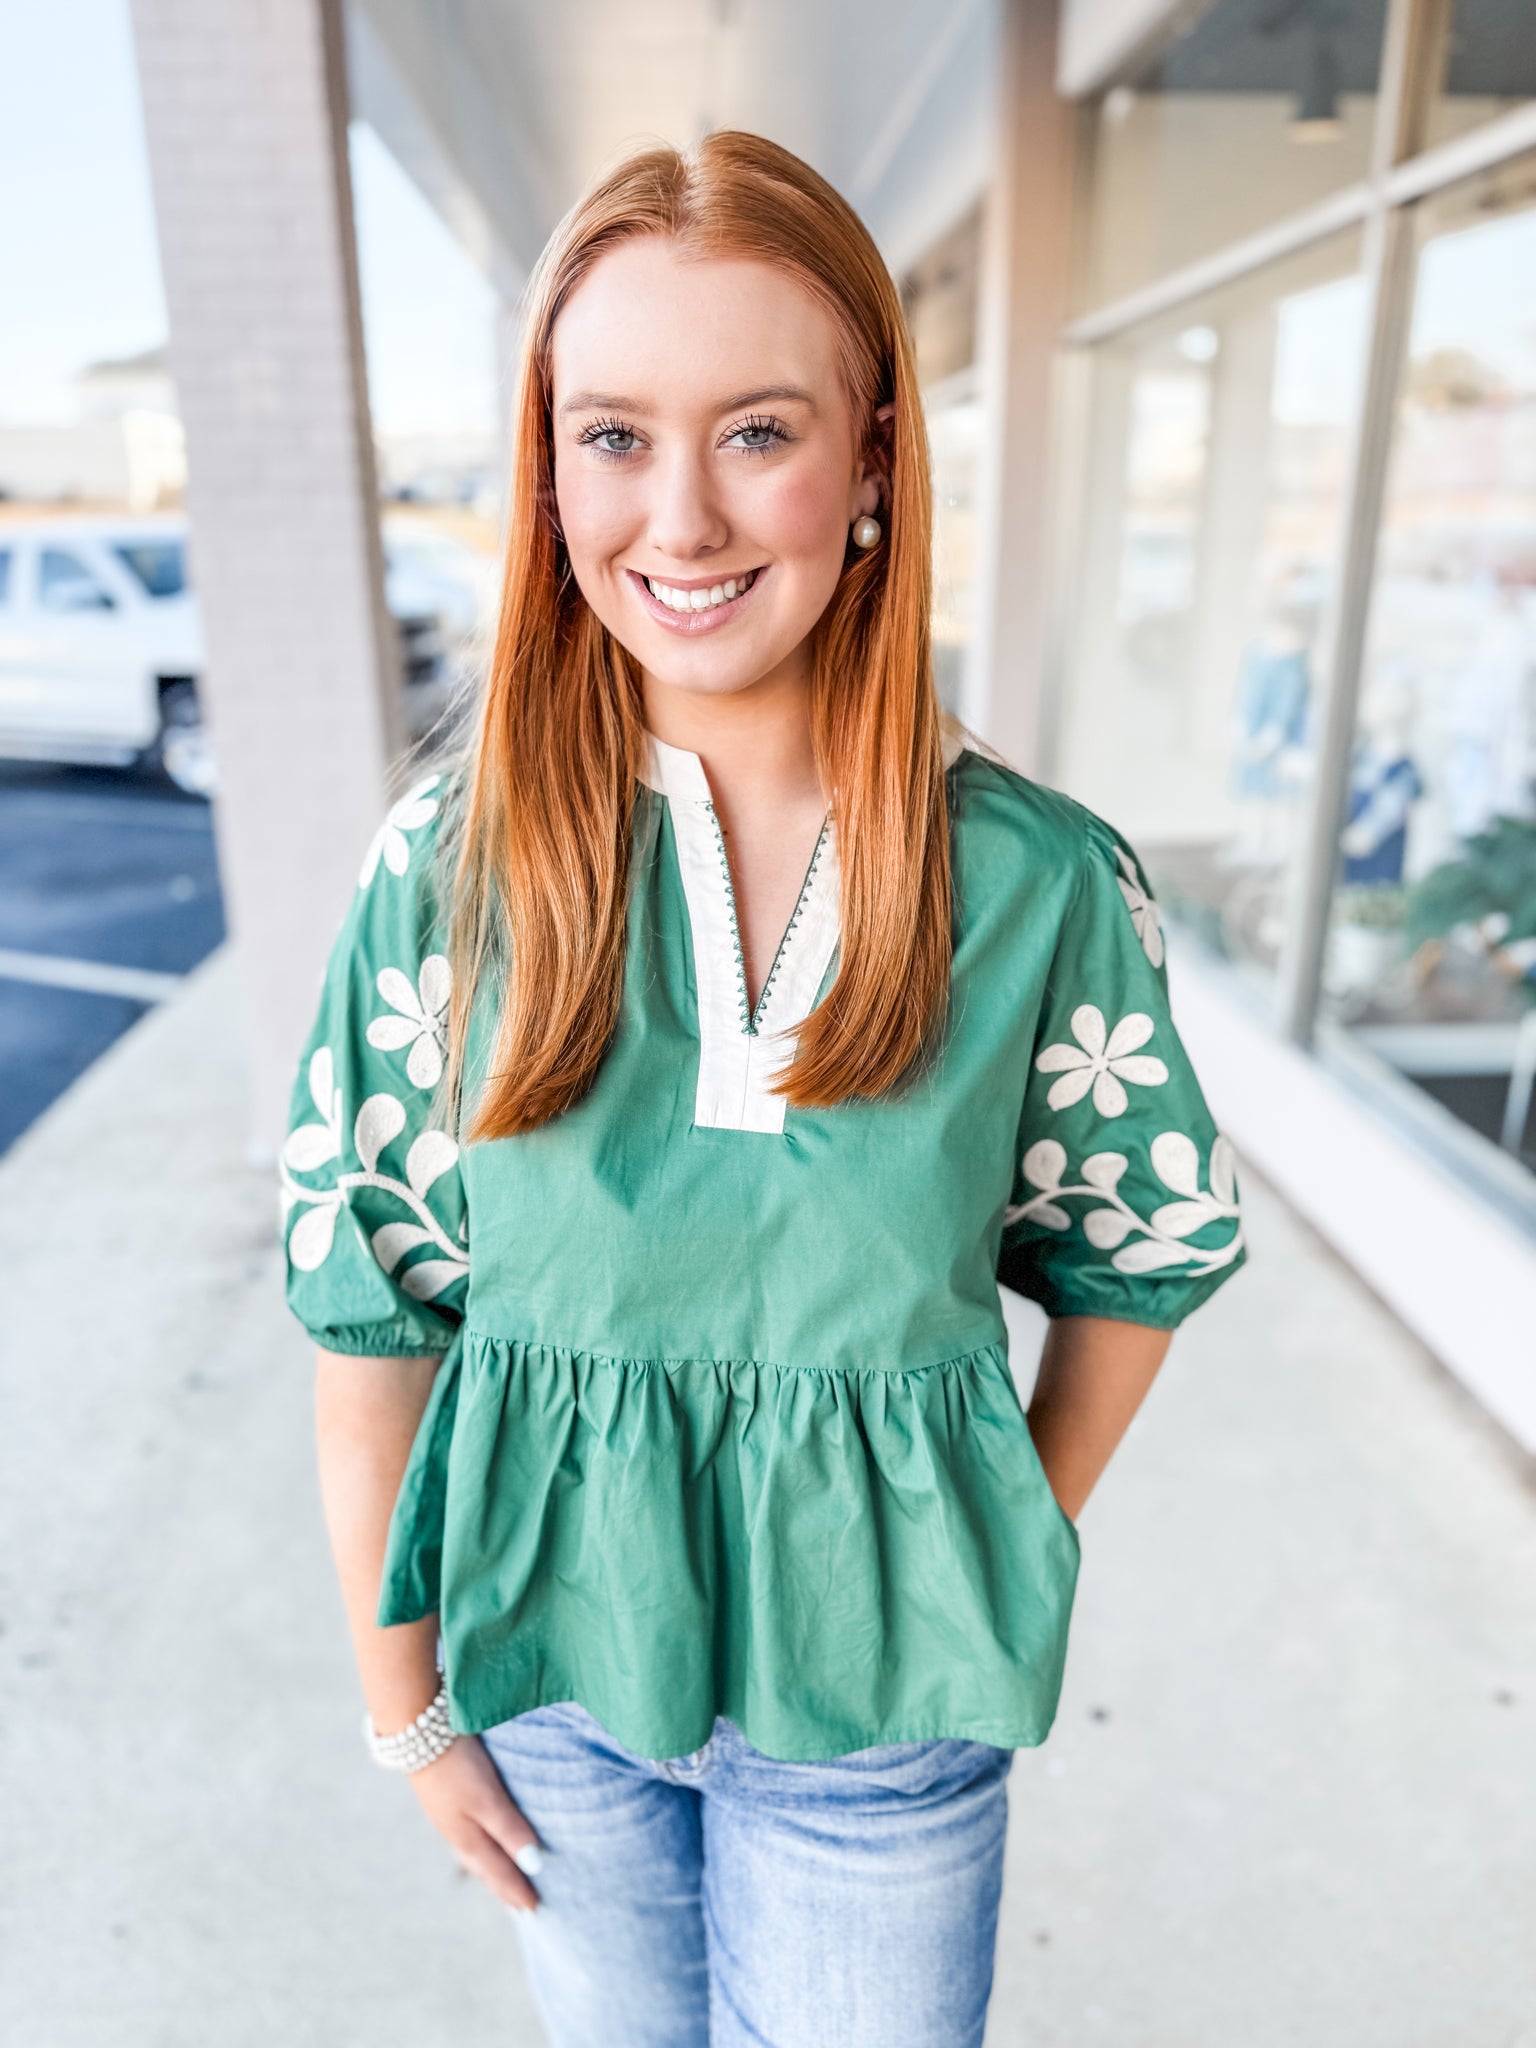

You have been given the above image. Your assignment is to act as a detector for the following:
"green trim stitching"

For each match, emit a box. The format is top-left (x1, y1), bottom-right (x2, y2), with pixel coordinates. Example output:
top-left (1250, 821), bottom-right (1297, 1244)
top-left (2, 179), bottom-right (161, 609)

top-left (750, 817), bottom-right (829, 1033)
top-left (703, 800), bottom-right (754, 1034)
top-left (704, 806), bottom-right (832, 1039)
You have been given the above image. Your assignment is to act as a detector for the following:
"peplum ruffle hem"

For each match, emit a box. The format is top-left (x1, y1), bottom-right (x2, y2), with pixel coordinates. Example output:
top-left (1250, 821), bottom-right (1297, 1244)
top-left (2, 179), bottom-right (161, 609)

top-left (378, 1329), bottom-right (1081, 1763)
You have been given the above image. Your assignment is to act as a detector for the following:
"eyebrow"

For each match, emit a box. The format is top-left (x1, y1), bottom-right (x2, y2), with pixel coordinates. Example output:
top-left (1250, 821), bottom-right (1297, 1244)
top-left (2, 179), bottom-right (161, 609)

top-left (556, 383), bottom-right (819, 420)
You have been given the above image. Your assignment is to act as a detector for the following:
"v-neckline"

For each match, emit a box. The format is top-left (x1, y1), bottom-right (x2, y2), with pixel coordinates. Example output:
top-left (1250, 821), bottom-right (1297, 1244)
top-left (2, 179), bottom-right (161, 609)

top-left (639, 731), bottom-right (842, 1135)
top-left (706, 803), bottom-right (831, 1036)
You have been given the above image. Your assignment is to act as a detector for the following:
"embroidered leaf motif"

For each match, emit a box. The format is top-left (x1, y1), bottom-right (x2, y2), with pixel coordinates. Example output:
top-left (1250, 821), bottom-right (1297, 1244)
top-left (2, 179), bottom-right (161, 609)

top-left (406, 1130), bottom-right (459, 1197)
top-left (1150, 1200), bottom-right (1218, 1240)
top-left (372, 1222), bottom-right (434, 1274)
top-left (1210, 1134), bottom-right (1237, 1208)
top-left (1150, 1131), bottom-right (1201, 1197)
top-left (400, 1258), bottom-right (470, 1302)
top-left (1112, 1237), bottom-right (1197, 1274)
top-left (284, 1047), bottom-right (342, 1169)
top-left (1006, 1129), bottom-right (1243, 1282)
top-left (355, 1093), bottom-right (406, 1174)
top-left (288, 1199), bottom-right (340, 1271)
top-left (1081, 1152), bottom-right (1128, 1190)
top-left (308, 1047), bottom-right (338, 1123)
top-left (283, 1121), bottom-right (339, 1172)
top-left (1083, 1207), bottom-right (1133, 1249)
top-left (1022, 1139), bottom-right (1067, 1191)
top-left (280, 1041), bottom-right (467, 1314)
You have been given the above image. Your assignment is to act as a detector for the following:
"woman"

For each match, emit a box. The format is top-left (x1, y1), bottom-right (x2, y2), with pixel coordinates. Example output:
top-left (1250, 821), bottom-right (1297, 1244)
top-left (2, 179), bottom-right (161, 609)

top-left (282, 130), bottom-right (1246, 2047)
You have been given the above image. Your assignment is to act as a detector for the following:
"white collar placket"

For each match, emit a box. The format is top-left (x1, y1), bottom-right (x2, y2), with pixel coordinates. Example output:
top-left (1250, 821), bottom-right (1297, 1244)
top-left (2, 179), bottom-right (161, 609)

top-left (639, 722), bottom-right (965, 1136)
top-left (641, 732), bottom-right (840, 1135)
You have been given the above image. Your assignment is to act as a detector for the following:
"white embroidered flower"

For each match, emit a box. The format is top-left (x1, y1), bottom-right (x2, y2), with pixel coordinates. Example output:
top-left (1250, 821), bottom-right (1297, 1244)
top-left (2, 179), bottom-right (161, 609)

top-left (1034, 1004), bottom-right (1168, 1117)
top-left (359, 774), bottom-right (442, 888)
top-left (1114, 847), bottom-right (1164, 969)
top-left (366, 955), bottom-right (451, 1088)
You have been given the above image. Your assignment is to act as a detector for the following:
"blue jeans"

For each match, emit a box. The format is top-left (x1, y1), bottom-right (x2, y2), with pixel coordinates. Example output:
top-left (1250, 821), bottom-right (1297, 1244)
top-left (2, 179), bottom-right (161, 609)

top-left (479, 1702), bottom-right (1013, 2048)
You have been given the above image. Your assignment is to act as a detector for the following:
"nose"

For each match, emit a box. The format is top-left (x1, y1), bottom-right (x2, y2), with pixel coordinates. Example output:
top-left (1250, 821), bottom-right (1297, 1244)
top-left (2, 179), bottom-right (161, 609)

top-left (646, 442), bottom-right (729, 564)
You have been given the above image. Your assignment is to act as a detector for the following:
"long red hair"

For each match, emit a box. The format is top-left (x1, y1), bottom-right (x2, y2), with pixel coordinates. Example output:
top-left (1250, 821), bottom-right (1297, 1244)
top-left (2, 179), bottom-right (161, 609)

top-left (447, 129), bottom-right (951, 1138)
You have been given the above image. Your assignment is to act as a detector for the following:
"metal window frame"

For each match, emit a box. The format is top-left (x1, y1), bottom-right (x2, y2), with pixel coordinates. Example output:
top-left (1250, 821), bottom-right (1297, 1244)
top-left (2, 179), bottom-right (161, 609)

top-left (1047, 0), bottom-right (1536, 1048)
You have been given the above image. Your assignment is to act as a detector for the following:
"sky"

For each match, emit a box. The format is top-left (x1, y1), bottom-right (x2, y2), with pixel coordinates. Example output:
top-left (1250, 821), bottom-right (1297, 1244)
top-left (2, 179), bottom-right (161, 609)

top-left (0, 0), bottom-right (498, 438)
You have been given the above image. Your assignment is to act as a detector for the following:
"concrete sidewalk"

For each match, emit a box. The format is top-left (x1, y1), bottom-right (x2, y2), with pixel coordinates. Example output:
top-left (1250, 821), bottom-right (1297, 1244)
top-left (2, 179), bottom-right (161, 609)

top-left (3, 953), bottom-right (1533, 2047)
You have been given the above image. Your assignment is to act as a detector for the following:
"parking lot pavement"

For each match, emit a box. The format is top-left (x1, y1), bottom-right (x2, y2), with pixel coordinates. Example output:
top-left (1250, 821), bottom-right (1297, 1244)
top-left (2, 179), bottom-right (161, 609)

top-left (0, 761), bottom-right (224, 1151)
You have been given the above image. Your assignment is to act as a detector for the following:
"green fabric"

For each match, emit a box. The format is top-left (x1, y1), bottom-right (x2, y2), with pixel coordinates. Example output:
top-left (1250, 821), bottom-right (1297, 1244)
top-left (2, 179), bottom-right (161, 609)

top-left (282, 749), bottom-right (1246, 1760)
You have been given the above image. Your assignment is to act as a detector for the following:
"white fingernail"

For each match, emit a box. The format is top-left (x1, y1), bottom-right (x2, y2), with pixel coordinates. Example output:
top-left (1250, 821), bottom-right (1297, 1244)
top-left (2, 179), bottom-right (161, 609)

top-left (514, 1843), bottom-right (545, 1877)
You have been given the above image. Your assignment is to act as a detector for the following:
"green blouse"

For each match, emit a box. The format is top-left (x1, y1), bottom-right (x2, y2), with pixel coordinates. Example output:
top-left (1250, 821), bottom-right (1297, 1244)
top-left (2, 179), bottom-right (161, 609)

top-left (281, 725), bottom-right (1245, 1761)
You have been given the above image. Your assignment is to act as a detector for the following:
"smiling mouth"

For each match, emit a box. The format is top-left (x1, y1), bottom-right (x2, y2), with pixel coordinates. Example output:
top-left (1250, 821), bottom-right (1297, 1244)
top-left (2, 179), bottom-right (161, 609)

top-left (634, 566), bottom-right (764, 616)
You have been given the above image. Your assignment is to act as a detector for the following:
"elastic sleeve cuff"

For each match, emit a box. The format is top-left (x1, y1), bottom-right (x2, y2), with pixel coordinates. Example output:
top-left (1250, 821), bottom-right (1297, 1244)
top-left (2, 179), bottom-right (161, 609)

top-left (303, 1319), bottom-right (456, 1359)
top-left (999, 1248), bottom-right (1247, 1331)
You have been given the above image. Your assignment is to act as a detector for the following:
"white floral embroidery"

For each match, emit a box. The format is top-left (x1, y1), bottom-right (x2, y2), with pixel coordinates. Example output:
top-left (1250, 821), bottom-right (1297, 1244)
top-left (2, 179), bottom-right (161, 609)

top-left (1034, 1004), bottom-right (1168, 1118)
top-left (359, 774), bottom-right (441, 888)
top-left (1006, 1130), bottom-right (1242, 1277)
top-left (366, 955), bottom-right (451, 1089)
top-left (283, 1046), bottom-right (341, 1171)
top-left (281, 1055), bottom-right (468, 1300)
top-left (1114, 847), bottom-right (1164, 970)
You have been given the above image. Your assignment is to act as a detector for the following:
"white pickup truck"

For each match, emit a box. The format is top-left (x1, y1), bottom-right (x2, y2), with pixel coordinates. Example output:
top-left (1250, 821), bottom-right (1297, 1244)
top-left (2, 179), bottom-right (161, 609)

top-left (0, 512), bottom-right (488, 795)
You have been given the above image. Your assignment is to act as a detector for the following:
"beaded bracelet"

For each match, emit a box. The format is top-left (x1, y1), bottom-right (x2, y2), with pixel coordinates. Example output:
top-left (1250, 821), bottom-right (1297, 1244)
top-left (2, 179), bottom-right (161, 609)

top-left (361, 1681), bottom-right (458, 1773)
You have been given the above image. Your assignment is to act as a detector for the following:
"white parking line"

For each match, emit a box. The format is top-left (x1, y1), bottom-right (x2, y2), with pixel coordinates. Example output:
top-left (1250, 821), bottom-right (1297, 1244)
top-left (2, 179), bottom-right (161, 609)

top-left (0, 948), bottom-right (186, 1004)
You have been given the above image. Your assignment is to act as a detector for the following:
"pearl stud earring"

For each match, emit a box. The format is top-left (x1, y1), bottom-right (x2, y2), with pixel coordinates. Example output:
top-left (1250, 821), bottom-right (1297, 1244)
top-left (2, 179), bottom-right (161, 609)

top-left (851, 514), bottom-right (882, 549)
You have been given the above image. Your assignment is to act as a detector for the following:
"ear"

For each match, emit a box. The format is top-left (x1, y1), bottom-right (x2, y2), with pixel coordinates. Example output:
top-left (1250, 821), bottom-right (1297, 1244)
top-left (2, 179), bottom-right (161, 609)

top-left (853, 400), bottom-right (896, 518)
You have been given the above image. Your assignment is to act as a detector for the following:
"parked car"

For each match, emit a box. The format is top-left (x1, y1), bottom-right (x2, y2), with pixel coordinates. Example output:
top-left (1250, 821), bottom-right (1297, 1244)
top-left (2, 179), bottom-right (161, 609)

top-left (0, 512), bottom-right (469, 796)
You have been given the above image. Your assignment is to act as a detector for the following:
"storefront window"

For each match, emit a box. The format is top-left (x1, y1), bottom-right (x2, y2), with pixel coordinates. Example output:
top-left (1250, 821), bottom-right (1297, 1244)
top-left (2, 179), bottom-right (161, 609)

top-left (1079, 0), bottom-right (1386, 312)
top-left (1419, 0), bottom-right (1536, 153)
top-left (1056, 234), bottom-right (1369, 1000)
top-left (1321, 158), bottom-right (1536, 1176)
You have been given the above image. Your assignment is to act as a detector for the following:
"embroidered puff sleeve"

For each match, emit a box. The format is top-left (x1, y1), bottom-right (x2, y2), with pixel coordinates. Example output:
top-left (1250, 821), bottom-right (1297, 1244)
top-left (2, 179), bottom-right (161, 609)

top-left (996, 813), bottom-right (1246, 1326)
top-left (280, 775), bottom-right (468, 1356)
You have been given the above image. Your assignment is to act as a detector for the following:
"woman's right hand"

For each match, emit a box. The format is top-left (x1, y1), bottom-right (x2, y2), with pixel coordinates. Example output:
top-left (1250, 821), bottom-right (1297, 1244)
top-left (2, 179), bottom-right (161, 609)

top-left (408, 1731), bottom-right (545, 1911)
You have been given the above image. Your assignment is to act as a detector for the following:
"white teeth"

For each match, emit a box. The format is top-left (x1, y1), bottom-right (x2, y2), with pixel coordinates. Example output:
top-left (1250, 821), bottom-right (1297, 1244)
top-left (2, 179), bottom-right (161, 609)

top-left (644, 569), bottom-right (756, 612)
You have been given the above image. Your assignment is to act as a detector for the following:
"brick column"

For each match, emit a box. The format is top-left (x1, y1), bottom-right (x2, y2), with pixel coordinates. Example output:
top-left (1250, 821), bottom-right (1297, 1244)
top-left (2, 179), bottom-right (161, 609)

top-left (130, 0), bottom-right (401, 1149)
